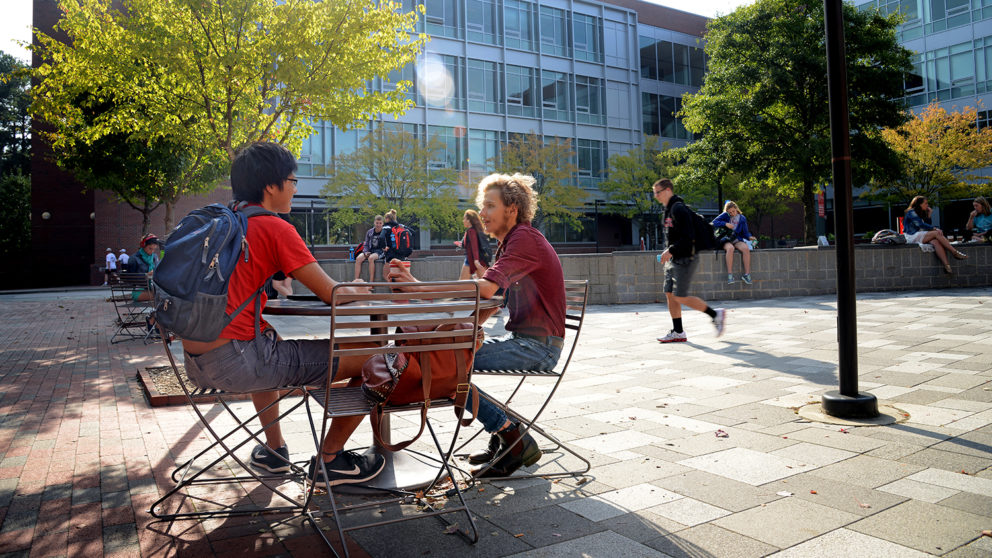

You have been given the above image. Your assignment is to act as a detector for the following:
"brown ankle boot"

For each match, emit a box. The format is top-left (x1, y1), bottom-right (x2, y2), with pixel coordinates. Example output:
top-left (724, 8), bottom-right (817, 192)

top-left (468, 434), bottom-right (500, 465)
top-left (472, 423), bottom-right (542, 478)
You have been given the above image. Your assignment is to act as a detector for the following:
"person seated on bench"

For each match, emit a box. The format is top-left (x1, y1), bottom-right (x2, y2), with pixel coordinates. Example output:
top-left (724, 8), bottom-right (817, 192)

top-left (964, 196), bottom-right (992, 242)
top-left (129, 234), bottom-right (161, 302)
top-left (389, 173), bottom-right (566, 477)
top-left (180, 142), bottom-right (382, 487)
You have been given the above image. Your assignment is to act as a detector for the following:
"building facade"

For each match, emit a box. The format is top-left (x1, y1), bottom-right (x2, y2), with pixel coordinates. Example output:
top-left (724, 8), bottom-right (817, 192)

top-left (287, 0), bottom-right (710, 251)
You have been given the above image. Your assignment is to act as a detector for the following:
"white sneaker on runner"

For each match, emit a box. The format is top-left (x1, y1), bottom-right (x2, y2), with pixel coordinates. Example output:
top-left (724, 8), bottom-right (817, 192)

top-left (657, 330), bottom-right (688, 343)
top-left (713, 308), bottom-right (726, 337)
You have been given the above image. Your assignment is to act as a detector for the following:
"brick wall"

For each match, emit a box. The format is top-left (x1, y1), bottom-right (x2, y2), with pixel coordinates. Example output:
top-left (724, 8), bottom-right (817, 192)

top-left (305, 244), bottom-right (992, 304)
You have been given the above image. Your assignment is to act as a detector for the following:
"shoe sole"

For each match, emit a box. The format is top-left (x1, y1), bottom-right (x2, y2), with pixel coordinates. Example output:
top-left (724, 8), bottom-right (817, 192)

top-left (467, 454), bottom-right (493, 465)
top-left (658, 338), bottom-right (687, 343)
top-left (310, 458), bottom-right (387, 487)
top-left (250, 460), bottom-right (292, 474)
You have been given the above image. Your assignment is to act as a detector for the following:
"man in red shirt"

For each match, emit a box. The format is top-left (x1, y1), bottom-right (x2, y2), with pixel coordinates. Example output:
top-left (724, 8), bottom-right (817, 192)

top-left (388, 173), bottom-right (565, 477)
top-left (180, 142), bottom-right (381, 487)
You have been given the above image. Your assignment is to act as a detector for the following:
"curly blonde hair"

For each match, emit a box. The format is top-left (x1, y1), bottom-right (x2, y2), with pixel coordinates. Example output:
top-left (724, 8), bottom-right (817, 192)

top-left (476, 173), bottom-right (539, 224)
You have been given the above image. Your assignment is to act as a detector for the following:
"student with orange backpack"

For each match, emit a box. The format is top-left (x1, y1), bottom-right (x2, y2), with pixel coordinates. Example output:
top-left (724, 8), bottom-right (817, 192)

top-left (382, 209), bottom-right (413, 262)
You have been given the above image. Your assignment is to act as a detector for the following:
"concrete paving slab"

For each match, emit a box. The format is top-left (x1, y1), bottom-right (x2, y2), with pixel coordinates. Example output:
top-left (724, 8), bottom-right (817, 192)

top-left (712, 497), bottom-right (860, 548)
top-left (767, 473), bottom-right (907, 517)
top-left (767, 528), bottom-right (932, 557)
top-left (810, 454), bottom-right (925, 488)
top-left (505, 530), bottom-right (671, 558)
top-left (646, 523), bottom-right (777, 558)
top-left (847, 499), bottom-right (989, 555)
top-left (677, 447), bottom-right (809, 486)
top-left (559, 483), bottom-right (682, 522)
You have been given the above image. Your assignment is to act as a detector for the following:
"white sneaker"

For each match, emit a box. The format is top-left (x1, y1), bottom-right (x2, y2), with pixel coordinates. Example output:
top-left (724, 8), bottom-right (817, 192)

top-left (658, 330), bottom-right (687, 343)
top-left (713, 308), bottom-right (726, 337)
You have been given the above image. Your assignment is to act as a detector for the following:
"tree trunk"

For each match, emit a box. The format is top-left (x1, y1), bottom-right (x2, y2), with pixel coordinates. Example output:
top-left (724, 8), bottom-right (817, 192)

top-left (164, 201), bottom-right (175, 236)
top-left (802, 178), bottom-right (816, 244)
top-left (141, 197), bottom-right (152, 237)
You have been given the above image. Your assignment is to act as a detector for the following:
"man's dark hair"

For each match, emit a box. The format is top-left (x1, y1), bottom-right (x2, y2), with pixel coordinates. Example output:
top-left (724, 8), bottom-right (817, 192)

top-left (652, 178), bottom-right (674, 192)
top-left (231, 142), bottom-right (298, 203)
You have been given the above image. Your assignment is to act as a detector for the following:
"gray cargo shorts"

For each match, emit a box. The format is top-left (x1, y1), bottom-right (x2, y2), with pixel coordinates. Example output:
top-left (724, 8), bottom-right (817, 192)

top-left (663, 256), bottom-right (698, 298)
top-left (183, 329), bottom-right (335, 393)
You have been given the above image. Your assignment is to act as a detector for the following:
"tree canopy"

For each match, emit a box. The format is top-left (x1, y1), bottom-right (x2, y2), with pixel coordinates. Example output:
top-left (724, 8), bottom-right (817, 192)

top-left (0, 52), bottom-right (30, 177)
top-left (32, 0), bottom-right (426, 160)
top-left (677, 0), bottom-right (911, 243)
top-left (866, 101), bottom-right (992, 204)
top-left (491, 132), bottom-right (586, 229)
top-left (322, 127), bottom-right (462, 240)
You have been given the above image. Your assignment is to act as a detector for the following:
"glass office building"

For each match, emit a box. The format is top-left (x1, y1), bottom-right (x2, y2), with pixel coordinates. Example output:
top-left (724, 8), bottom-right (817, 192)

top-left (290, 0), bottom-right (708, 248)
top-left (850, 0), bottom-right (992, 232)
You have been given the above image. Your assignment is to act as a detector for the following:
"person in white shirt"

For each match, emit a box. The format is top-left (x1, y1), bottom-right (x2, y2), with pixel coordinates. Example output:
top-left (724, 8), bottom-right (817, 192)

top-left (104, 248), bottom-right (117, 285)
top-left (118, 248), bottom-right (129, 268)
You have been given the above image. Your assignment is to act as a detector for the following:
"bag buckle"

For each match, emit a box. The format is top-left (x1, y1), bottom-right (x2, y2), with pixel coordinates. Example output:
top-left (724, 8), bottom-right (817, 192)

top-left (456, 383), bottom-right (471, 394)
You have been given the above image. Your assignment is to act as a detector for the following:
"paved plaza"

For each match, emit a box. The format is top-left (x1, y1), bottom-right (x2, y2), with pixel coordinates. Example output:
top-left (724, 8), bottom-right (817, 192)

top-left (0, 286), bottom-right (989, 557)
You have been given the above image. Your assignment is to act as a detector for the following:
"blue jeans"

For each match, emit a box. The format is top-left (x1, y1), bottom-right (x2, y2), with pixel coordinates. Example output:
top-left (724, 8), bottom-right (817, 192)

top-left (468, 335), bottom-right (562, 433)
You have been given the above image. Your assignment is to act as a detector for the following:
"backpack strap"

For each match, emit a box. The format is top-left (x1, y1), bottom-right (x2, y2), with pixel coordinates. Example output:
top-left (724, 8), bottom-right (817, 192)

top-left (229, 201), bottom-right (278, 356)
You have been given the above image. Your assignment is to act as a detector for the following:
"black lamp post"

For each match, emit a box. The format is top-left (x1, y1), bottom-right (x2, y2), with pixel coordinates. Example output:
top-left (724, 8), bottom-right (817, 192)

top-left (820, 0), bottom-right (878, 418)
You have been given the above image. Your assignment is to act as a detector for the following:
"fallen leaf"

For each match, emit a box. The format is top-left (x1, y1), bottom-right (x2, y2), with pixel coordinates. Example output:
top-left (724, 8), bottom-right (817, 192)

top-left (810, 490), bottom-right (817, 494)
top-left (443, 524), bottom-right (460, 535)
top-left (980, 530), bottom-right (991, 537)
top-left (576, 477), bottom-right (589, 485)
top-left (715, 429), bottom-right (729, 438)
top-left (553, 533), bottom-right (562, 537)
top-left (839, 428), bottom-right (849, 434)
top-left (514, 533), bottom-right (525, 538)
top-left (776, 491), bottom-right (793, 497)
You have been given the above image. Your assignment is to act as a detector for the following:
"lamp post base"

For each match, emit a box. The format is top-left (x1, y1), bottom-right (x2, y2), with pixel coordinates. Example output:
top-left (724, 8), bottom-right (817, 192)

top-left (821, 391), bottom-right (879, 418)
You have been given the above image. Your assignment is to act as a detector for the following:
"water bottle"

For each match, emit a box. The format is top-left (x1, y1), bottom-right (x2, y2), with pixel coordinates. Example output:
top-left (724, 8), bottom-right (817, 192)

top-left (348, 247), bottom-right (355, 261)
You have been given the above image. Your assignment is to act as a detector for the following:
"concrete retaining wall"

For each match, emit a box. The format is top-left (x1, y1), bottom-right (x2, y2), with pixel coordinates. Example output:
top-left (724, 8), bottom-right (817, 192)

top-left (313, 244), bottom-right (992, 305)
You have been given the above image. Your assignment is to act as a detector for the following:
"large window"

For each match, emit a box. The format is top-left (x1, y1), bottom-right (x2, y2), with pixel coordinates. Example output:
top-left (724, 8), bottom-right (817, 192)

top-left (639, 36), bottom-right (658, 80)
top-left (927, 0), bottom-right (971, 33)
top-left (426, 0), bottom-right (462, 39)
top-left (541, 70), bottom-right (571, 121)
top-left (573, 13), bottom-right (602, 63)
top-left (467, 0), bottom-right (500, 45)
top-left (607, 81), bottom-right (631, 129)
top-left (420, 54), bottom-right (465, 109)
top-left (428, 126), bottom-right (467, 170)
top-left (577, 139), bottom-right (604, 188)
top-left (979, 37), bottom-right (992, 94)
top-left (384, 63), bottom-right (416, 103)
top-left (545, 217), bottom-right (595, 242)
top-left (468, 129), bottom-right (503, 175)
top-left (642, 93), bottom-right (691, 140)
top-left (689, 46), bottom-right (706, 87)
top-left (575, 75), bottom-right (604, 125)
top-left (978, 109), bottom-right (991, 130)
top-left (673, 43), bottom-right (690, 85)
top-left (467, 59), bottom-right (502, 113)
top-left (642, 92), bottom-right (659, 136)
top-left (926, 41), bottom-right (975, 100)
top-left (504, 0), bottom-right (537, 51)
top-left (506, 64), bottom-right (540, 117)
top-left (540, 6), bottom-right (569, 58)
top-left (604, 20), bottom-right (628, 67)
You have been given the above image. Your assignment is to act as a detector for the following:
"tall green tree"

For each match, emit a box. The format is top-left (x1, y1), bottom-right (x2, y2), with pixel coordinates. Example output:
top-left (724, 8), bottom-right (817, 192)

top-left (31, 0), bottom-right (425, 228)
top-left (0, 52), bottom-right (30, 176)
top-left (677, 0), bottom-right (911, 243)
top-left (492, 132), bottom-right (586, 229)
top-left (599, 136), bottom-right (679, 248)
top-left (322, 127), bottom-right (462, 240)
top-left (866, 101), bottom-right (992, 205)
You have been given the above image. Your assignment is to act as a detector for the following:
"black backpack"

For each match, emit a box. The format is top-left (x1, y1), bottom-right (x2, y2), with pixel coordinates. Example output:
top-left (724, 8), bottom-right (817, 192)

top-left (674, 201), bottom-right (717, 253)
top-left (476, 229), bottom-right (493, 265)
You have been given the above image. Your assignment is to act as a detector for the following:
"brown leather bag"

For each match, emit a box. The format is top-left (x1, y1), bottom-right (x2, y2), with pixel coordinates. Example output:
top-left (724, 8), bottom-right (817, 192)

top-left (361, 323), bottom-right (482, 451)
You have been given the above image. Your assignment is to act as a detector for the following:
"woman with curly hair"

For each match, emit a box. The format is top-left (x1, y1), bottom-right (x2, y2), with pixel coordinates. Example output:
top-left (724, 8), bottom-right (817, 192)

top-left (904, 196), bottom-right (967, 274)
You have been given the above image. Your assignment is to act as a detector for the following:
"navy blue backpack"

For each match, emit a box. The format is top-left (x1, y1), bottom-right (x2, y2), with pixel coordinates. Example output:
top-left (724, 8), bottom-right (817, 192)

top-left (152, 203), bottom-right (274, 342)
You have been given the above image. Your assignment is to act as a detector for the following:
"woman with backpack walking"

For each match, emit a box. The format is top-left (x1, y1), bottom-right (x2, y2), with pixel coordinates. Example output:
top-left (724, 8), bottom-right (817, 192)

top-left (456, 209), bottom-right (492, 280)
top-left (711, 201), bottom-right (757, 285)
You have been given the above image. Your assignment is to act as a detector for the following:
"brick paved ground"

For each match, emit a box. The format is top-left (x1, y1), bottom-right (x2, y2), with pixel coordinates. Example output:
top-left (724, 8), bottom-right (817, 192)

top-left (0, 287), bottom-right (989, 557)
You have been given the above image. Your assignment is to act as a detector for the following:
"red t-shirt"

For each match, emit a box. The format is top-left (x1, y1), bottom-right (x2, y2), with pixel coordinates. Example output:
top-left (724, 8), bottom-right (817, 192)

top-left (482, 222), bottom-right (565, 338)
top-left (220, 210), bottom-right (316, 340)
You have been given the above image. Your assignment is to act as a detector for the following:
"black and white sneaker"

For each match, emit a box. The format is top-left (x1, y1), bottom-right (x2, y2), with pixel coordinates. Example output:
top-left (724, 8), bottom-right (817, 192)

top-left (307, 451), bottom-right (386, 487)
top-left (249, 443), bottom-right (292, 474)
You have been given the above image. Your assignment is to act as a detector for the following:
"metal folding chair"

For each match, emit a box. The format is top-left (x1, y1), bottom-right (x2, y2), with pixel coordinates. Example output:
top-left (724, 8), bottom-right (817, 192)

top-left (462, 279), bottom-right (591, 481)
top-left (302, 281), bottom-right (484, 558)
top-left (109, 273), bottom-right (155, 343)
top-left (148, 329), bottom-right (316, 521)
